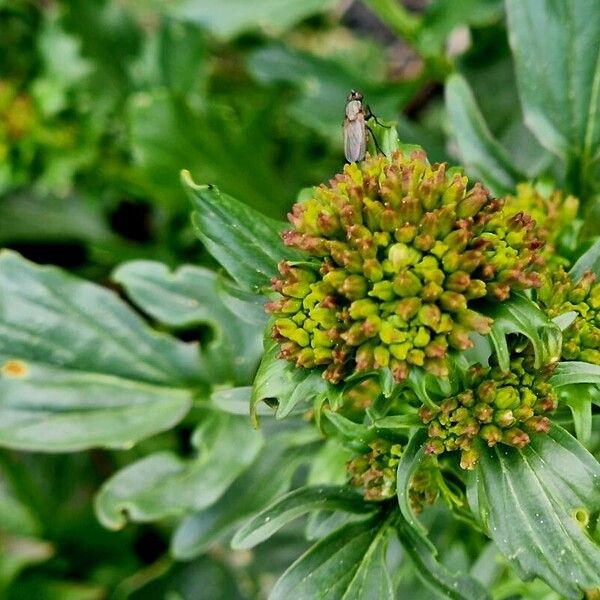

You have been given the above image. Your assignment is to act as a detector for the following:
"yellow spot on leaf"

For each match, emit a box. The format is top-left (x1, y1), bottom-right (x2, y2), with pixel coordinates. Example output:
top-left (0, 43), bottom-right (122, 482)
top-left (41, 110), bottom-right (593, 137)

top-left (1, 359), bottom-right (28, 378)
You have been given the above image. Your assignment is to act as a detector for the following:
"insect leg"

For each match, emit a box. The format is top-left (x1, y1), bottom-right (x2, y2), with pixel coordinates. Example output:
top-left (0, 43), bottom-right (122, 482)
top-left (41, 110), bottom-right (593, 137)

top-left (366, 124), bottom-right (385, 155)
top-left (365, 105), bottom-right (391, 128)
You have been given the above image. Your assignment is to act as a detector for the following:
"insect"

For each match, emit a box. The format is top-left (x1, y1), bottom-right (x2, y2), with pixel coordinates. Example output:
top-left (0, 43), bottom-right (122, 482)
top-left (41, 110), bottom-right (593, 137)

top-left (343, 90), bottom-right (386, 162)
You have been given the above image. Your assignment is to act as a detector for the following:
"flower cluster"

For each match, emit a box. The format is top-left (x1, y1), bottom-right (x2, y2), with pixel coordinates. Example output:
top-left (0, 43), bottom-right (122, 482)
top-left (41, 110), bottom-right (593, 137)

top-left (267, 150), bottom-right (542, 384)
top-left (419, 357), bottom-right (557, 470)
top-left (539, 268), bottom-right (600, 364)
top-left (347, 437), bottom-right (439, 510)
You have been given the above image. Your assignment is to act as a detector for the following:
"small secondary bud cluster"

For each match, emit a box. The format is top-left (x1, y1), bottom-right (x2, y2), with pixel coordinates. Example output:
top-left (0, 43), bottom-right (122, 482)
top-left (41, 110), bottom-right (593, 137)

top-left (347, 438), bottom-right (439, 511)
top-left (419, 358), bottom-right (557, 470)
top-left (539, 269), bottom-right (600, 364)
top-left (504, 183), bottom-right (578, 254)
top-left (267, 150), bottom-right (542, 384)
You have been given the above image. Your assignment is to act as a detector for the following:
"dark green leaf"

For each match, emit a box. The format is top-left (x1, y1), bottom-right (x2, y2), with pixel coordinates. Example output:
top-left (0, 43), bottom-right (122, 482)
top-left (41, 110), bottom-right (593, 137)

top-left (170, 0), bottom-right (336, 40)
top-left (95, 411), bottom-right (262, 529)
top-left (396, 514), bottom-right (489, 600)
top-left (171, 432), bottom-right (315, 559)
top-left (445, 74), bottom-right (522, 195)
top-left (269, 515), bottom-right (394, 600)
top-left (0, 251), bottom-right (200, 451)
top-left (470, 425), bottom-right (600, 598)
top-left (185, 172), bottom-right (303, 293)
top-left (231, 485), bottom-right (375, 550)
top-left (506, 0), bottom-right (600, 173)
top-left (396, 431), bottom-right (490, 599)
top-left (113, 260), bottom-right (264, 384)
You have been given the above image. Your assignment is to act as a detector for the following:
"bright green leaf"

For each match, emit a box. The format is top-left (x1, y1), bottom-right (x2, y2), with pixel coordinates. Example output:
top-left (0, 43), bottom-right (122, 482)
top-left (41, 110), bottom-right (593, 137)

top-left (170, 0), bottom-right (337, 40)
top-left (569, 239), bottom-right (600, 281)
top-left (485, 294), bottom-right (562, 371)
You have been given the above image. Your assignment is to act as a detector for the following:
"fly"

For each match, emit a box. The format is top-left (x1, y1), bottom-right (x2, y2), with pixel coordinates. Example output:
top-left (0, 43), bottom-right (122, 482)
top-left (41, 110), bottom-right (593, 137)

top-left (343, 90), bottom-right (387, 163)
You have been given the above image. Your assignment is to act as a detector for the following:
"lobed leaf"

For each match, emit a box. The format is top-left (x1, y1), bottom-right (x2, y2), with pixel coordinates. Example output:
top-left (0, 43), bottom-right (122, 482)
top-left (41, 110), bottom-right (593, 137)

top-left (113, 260), bottom-right (264, 384)
top-left (0, 251), bottom-right (200, 451)
top-left (95, 411), bottom-right (262, 529)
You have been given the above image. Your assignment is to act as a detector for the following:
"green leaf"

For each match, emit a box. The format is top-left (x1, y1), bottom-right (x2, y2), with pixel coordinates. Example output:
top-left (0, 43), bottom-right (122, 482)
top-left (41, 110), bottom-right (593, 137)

top-left (171, 431), bottom-right (315, 559)
top-left (395, 515), bottom-right (489, 600)
top-left (569, 239), bottom-right (600, 281)
top-left (247, 44), bottom-right (415, 138)
top-left (396, 431), bottom-right (490, 600)
top-left (445, 74), bottom-right (522, 196)
top-left (95, 411), bottom-right (262, 529)
top-left (549, 361), bottom-right (600, 388)
top-left (170, 0), bottom-right (336, 40)
top-left (128, 90), bottom-right (296, 214)
top-left (0, 251), bottom-right (200, 452)
top-left (269, 515), bottom-right (394, 600)
top-left (549, 362), bottom-right (600, 446)
top-left (506, 0), bottom-right (600, 179)
top-left (470, 425), bottom-right (600, 598)
top-left (0, 534), bottom-right (54, 594)
top-left (231, 485), bottom-right (375, 550)
top-left (185, 172), bottom-right (303, 293)
top-left (113, 261), bottom-right (264, 384)
top-left (396, 430), bottom-right (429, 534)
top-left (485, 294), bottom-right (562, 371)
top-left (251, 339), bottom-right (327, 426)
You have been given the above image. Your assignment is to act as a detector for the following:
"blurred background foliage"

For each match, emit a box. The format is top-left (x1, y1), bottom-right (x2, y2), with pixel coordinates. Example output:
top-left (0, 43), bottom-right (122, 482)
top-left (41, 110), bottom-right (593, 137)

top-left (0, 0), bottom-right (586, 598)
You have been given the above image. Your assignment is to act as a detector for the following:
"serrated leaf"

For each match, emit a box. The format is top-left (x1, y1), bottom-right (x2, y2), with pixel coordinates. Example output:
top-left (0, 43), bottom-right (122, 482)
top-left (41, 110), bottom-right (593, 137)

top-left (445, 74), bottom-right (522, 195)
top-left (171, 431), bottom-right (315, 559)
top-left (0, 251), bottom-right (200, 452)
top-left (184, 172), bottom-right (303, 293)
top-left (486, 294), bottom-right (562, 371)
top-left (469, 425), bottom-right (600, 598)
top-left (506, 0), bottom-right (600, 175)
top-left (231, 485), bottom-right (375, 550)
top-left (569, 239), bottom-right (600, 281)
top-left (269, 515), bottom-right (394, 600)
top-left (95, 411), bottom-right (262, 529)
top-left (113, 261), bottom-right (264, 384)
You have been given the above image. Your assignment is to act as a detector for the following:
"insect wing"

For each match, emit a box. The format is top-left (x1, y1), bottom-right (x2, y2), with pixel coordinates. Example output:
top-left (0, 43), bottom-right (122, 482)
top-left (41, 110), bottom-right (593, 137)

top-left (344, 113), bottom-right (366, 162)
